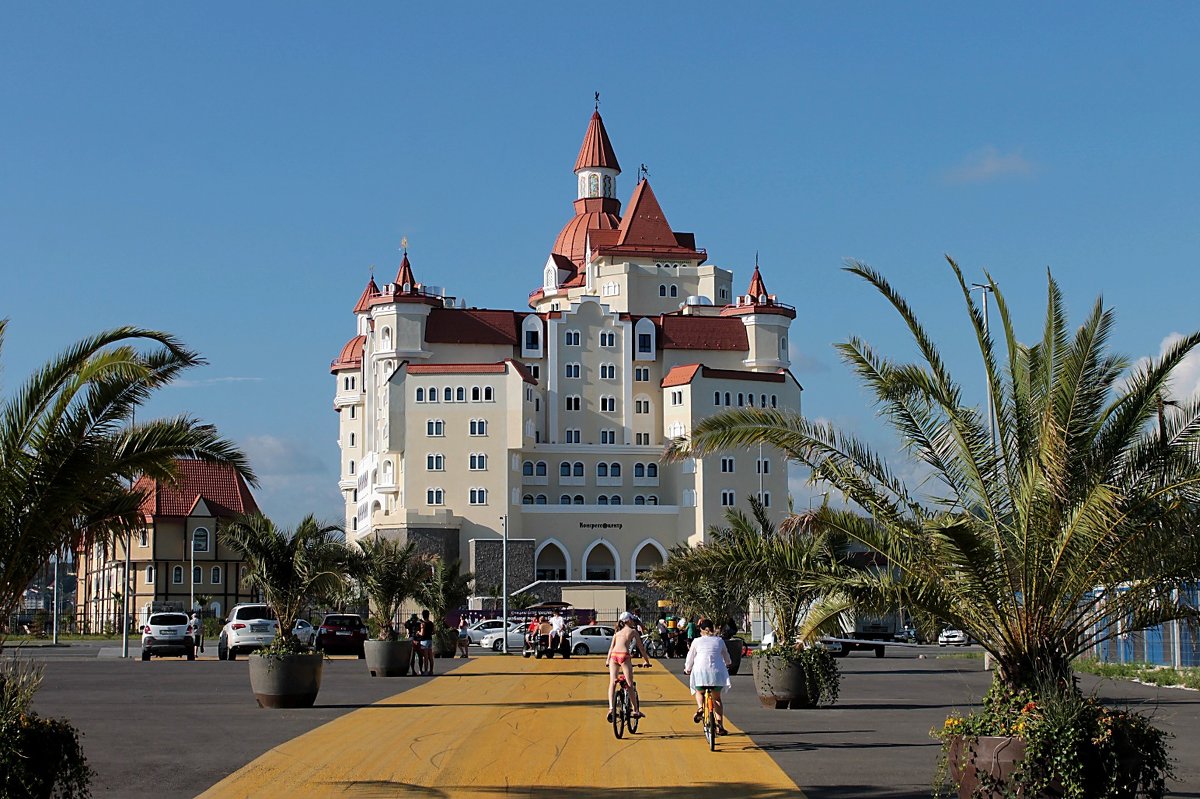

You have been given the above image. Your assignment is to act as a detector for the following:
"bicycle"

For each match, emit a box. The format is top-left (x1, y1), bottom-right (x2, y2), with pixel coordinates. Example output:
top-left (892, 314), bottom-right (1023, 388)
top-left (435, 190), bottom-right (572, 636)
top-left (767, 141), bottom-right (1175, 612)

top-left (644, 637), bottom-right (665, 658)
top-left (612, 672), bottom-right (633, 738)
top-left (700, 686), bottom-right (718, 751)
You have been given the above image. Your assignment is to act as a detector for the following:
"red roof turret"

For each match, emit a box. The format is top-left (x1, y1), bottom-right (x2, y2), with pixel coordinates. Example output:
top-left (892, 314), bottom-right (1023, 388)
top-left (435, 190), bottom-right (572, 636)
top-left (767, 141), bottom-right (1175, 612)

top-left (747, 265), bottom-right (768, 300)
top-left (353, 277), bottom-right (380, 314)
top-left (395, 251), bottom-right (417, 292)
top-left (574, 110), bottom-right (621, 173)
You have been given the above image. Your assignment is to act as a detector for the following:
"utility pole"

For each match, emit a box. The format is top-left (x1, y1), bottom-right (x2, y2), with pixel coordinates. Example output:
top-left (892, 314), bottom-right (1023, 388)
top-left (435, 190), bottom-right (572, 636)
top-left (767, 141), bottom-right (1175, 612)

top-left (500, 514), bottom-right (509, 655)
top-left (973, 281), bottom-right (996, 672)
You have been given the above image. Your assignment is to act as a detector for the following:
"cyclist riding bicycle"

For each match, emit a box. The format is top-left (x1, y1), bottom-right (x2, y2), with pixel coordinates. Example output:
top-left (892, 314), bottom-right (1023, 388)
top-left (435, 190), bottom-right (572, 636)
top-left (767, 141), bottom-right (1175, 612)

top-left (605, 612), bottom-right (651, 723)
top-left (684, 617), bottom-right (733, 735)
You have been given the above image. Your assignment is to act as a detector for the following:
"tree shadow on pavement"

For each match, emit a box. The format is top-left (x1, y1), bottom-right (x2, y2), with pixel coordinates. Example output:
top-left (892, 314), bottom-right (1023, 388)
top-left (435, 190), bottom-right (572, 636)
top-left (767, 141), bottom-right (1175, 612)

top-left (801, 788), bottom-right (931, 799)
top-left (320, 782), bottom-right (808, 798)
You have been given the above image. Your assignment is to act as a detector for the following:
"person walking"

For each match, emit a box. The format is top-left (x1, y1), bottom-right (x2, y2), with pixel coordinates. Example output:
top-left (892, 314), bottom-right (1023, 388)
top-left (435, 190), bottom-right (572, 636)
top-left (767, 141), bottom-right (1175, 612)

top-left (457, 618), bottom-right (471, 658)
top-left (190, 610), bottom-right (204, 657)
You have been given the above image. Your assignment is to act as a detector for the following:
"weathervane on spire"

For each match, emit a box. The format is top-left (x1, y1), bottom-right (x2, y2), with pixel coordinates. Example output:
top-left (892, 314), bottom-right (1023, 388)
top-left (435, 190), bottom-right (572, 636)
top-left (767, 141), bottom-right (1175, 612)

top-left (400, 236), bottom-right (408, 254)
top-left (755, 250), bottom-right (759, 269)
top-left (638, 163), bottom-right (649, 182)
top-left (369, 264), bottom-right (375, 278)
top-left (594, 91), bottom-right (600, 110)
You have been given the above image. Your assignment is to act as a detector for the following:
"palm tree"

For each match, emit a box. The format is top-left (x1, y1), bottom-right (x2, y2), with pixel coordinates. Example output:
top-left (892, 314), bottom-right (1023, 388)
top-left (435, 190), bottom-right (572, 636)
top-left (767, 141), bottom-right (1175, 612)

top-left (416, 557), bottom-right (473, 652)
top-left (221, 514), bottom-right (346, 652)
top-left (670, 259), bottom-right (1200, 694)
top-left (347, 537), bottom-right (423, 641)
top-left (649, 498), bottom-right (853, 647)
top-left (0, 321), bottom-right (253, 627)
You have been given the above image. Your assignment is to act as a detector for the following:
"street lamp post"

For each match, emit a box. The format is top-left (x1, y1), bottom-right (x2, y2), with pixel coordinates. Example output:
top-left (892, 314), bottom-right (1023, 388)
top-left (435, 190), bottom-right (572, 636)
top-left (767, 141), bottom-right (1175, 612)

top-left (52, 549), bottom-right (59, 645)
top-left (190, 530), bottom-right (195, 614)
top-left (973, 281), bottom-right (996, 671)
top-left (500, 514), bottom-right (509, 655)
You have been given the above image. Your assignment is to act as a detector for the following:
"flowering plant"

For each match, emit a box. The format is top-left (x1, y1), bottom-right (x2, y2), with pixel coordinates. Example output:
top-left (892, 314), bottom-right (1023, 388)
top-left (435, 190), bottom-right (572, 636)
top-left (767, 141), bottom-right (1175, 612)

top-left (933, 679), bottom-right (1172, 798)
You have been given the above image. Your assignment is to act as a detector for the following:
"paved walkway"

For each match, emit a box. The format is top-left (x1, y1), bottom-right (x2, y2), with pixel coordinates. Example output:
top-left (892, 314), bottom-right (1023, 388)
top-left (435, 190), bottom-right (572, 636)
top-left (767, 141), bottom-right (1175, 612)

top-left (198, 654), bottom-right (806, 799)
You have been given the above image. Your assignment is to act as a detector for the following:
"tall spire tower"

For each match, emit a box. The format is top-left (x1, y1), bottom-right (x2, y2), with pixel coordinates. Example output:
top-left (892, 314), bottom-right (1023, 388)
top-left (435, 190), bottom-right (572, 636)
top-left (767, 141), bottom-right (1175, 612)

top-left (552, 99), bottom-right (623, 267)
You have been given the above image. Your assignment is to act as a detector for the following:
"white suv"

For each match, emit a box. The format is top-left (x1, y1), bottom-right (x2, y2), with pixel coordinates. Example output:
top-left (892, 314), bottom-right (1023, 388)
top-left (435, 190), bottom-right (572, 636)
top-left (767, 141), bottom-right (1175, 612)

top-left (141, 612), bottom-right (197, 661)
top-left (218, 604), bottom-right (278, 660)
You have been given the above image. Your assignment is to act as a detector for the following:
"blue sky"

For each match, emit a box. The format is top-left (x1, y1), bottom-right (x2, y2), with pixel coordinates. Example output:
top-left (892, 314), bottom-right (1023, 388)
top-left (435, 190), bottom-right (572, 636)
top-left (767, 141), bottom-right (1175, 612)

top-left (3, 4), bottom-right (1199, 525)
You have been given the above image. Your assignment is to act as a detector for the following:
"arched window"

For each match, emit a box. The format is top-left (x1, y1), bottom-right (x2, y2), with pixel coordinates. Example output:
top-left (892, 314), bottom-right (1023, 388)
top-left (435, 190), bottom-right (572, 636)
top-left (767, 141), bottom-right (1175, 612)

top-left (472, 387), bottom-right (481, 401)
top-left (648, 495), bottom-right (658, 505)
top-left (146, 565), bottom-right (155, 584)
top-left (748, 393), bottom-right (755, 406)
top-left (714, 391), bottom-right (721, 405)
top-left (416, 387), bottom-right (425, 402)
top-left (192, 527), bottom-right (210, 553)
top-left (771, 394), bottom-right (778, 408)
top-left (172, 566), bottom-right (183, 584)
top-left (611, 495), bottom-right (622, 505)
top-left (573, 462), bottom-right (584, 477)
top-left (670, 285), bottom-right (678, 298)
top-left (635, 495), bottom-right (645, 505)
top-left (456, 387), bottom-right (466, 402)
top-left (523, 461), bottom-right (534, 476)
top-left (484, 387), bottom-right (494, 401)
top-left (724, 392), bottom-right (731, 406)
top-left (428, 388), bottom-right (438, 403)
top-left (597, 463), bottom-right (608, 478)
top-left (634, 463), bottom-right (645, 478)
top-left (193, 566), bottom-right (202, 584)
top-left (535, 461), bottom-right (547, 477)
top-left (610, 463), bottom-right (621, 477)
top-left (647, 463), bottom-right (658, 478)
top-left (738, 393), bottom-right (744, 407)
top-left (573, 495), bottom-right (585, 505)
top-left (560, 462), bottom-right (571, 477)
top-left (535, 495), bottom-right (547, 505)
top-left (444, 387), bottom-right (453, 402)
top-left (597, 495), bottom-right (609, 506)
top-left (560, 495), bottom-right (572, 505)
top-left (211, 566), bottom-right (222, 584)
top-left (659, 284), bottom-right (667, 297)
top-left (523, 494), bottom-right (534, 505)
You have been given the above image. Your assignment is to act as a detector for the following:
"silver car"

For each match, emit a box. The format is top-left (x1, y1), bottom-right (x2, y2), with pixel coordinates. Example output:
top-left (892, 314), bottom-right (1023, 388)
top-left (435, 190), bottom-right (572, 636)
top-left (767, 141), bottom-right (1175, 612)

top-left (141, 612), bottom-right (197, 661)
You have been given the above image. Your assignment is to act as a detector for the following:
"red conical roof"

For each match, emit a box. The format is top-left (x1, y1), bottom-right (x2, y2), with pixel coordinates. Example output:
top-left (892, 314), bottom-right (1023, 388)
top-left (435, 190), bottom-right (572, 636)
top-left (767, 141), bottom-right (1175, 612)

top-left (747, 266), bottom-right (768, 300)
top-left (574, 110), bottom-right (621, 173)
top-left (395, 252), bottom-right (417, 291)
top-left (616, 180), bottom-right (678, 248)
top-left (353, 277), bottom-right (379, 313)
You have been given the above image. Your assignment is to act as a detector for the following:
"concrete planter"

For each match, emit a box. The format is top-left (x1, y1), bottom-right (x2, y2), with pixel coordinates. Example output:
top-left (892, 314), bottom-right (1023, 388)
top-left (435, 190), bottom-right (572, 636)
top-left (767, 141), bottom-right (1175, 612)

top-left (364, 639), bottom-right (412, 677)
top-left (751, 653), bottom-right (815, 709)
top-left (725, 637), bottom-right (745, 675)
top-left (248, 652), bottom-right (323, 708)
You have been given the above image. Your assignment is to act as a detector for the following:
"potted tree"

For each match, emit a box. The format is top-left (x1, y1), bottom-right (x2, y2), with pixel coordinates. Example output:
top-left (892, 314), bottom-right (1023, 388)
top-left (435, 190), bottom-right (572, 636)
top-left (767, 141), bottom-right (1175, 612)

top-left (416, 557), bottom-right (473, 659)
top-left (349, 536), bottom-right (422, 677)
top-left (650, 498), bottom-right (849, 708)
top-left (673, 260), bottom-right (1196, 796)
top-left (221, 513), bottom-right (346, 708)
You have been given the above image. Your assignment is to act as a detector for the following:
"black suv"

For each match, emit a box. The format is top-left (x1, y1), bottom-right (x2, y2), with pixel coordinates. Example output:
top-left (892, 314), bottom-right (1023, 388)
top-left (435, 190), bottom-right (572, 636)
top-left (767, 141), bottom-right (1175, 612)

top-left (316, 614), bottom-right (368, 657)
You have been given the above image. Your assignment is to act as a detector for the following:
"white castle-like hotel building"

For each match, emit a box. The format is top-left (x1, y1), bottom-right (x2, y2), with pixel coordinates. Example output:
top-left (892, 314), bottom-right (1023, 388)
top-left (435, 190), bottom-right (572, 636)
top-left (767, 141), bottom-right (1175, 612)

top-left (331, 107), bottom-right (801, 614)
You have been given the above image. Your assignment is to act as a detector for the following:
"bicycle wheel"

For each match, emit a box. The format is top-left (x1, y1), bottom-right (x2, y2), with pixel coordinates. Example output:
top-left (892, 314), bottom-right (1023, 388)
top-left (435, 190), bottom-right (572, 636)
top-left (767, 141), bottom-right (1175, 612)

top-left (628, 694), bottom-right (639, 734)
top-left (612, 687), bottom-right (625, 739)
top-left (704, 691), bottom-right (716, 751)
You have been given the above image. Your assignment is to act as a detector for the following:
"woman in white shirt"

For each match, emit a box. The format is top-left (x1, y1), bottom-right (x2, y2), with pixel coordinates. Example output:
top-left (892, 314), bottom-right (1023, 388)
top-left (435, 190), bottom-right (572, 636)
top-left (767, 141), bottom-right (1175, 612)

top-left (683, 618), bottom-right (733, 735)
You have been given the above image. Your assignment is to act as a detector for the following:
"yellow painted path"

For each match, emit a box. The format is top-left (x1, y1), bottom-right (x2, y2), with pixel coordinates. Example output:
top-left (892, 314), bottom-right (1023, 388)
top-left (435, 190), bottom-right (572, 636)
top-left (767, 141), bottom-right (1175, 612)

top-left (199, 655), bottom-right (806, 799)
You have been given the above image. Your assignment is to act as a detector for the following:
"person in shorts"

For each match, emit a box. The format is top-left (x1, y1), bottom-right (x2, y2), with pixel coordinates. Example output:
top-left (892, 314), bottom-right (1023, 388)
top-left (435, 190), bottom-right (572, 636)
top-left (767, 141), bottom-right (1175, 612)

top-left (457, 618), bottom-right (471, 658)
top-left (417, 610), bottom-right (436, 674)
top-left (684, 618), bottom-right (733, 735)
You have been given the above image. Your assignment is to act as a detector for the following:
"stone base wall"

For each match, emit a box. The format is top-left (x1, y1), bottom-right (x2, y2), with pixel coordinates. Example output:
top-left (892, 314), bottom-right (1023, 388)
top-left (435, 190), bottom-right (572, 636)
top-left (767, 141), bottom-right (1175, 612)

top-left (376, 527), bottom-right (461, 565)
top-left (469, 538), bottom-right (535, 596)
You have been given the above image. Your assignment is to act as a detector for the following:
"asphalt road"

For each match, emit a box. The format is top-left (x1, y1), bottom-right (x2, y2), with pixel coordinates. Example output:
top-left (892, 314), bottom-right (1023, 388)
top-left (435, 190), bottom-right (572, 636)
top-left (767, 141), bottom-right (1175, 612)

top-left (13, 643), bottom-right (1200, 798)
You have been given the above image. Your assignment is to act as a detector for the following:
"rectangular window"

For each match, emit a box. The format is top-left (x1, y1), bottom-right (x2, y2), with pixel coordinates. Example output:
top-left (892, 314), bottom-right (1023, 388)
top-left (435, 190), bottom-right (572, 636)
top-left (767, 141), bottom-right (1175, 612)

top-left (525, 330), bottom-right (539, 349)
top-left (721, 457), bottom-right (735, 473)
top-left (526, 364), bottom-right (540, 380)
top-left (671, 390), bottom-right (683, 406)
top-left (638, 333), bottom-right (652, 353)
top-left (758, 492), bottom-right (771, 508)
top-left (139, 530), bottom-right (148, 548)
top-left (145, 566), bottom-right (155, 584)
top-left (601, 396), bottom-right (616, 413)
top-left (566, 429), bottom-right (581, 444)
top-left (635, 367), bottom-right (649, 382)
top-left (349, 406), bottom-right (357, 419)
top-left (601, 429), bottom-right (616, 444)
top-left (757, 458), bottom-right (770, 475)
top-left (721, 490), bottom-right (736, 507)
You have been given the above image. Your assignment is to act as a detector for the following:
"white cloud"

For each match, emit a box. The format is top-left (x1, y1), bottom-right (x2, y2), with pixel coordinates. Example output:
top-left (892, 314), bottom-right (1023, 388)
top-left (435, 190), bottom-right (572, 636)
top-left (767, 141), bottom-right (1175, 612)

top-left (242, 434), bottom-right (328, 476)
top-left (238, 434), bottom-right (342, 527)
top-left (944, 146), bottom-right (1034, 184)
top-left (1132, 332), bottom-right (1200, 401)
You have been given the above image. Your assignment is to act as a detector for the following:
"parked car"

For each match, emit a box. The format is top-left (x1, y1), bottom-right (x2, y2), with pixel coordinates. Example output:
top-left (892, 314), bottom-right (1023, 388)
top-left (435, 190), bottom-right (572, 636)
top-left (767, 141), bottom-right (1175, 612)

top-left (480, 628), bottom-right (527, 652)
top-left (759, 629), bottom-right (843, 655)
top-left (938, 628), bottom-right (969, 646)
top-left (316, 614), bottom-right (368, 657)
top-left (466, 618), bottom-right (522, 645)
top-left (570, 625), bottom-right (614, 655)
top-left (218, 605), bottom-right (318, 660)
top-left (141, 611), bottom-right (196, 661)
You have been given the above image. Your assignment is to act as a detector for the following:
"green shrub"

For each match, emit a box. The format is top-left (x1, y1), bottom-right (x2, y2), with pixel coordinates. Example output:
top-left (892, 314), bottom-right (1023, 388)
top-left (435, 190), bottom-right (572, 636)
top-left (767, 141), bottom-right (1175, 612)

top-left (1, 658), bottom-right (92, 798)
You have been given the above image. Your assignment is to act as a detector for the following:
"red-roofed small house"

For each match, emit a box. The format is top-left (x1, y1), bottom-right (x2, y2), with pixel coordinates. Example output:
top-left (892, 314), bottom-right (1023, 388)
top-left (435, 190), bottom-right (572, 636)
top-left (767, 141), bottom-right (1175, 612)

top-left (75, 459), bottom-right (261, 633)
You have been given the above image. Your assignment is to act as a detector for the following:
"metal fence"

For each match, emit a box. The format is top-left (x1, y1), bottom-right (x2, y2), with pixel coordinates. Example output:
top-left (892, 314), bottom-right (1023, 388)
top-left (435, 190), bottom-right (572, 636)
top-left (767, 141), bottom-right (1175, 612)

top-left (1085, 586), bottom-right (1200, 668)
